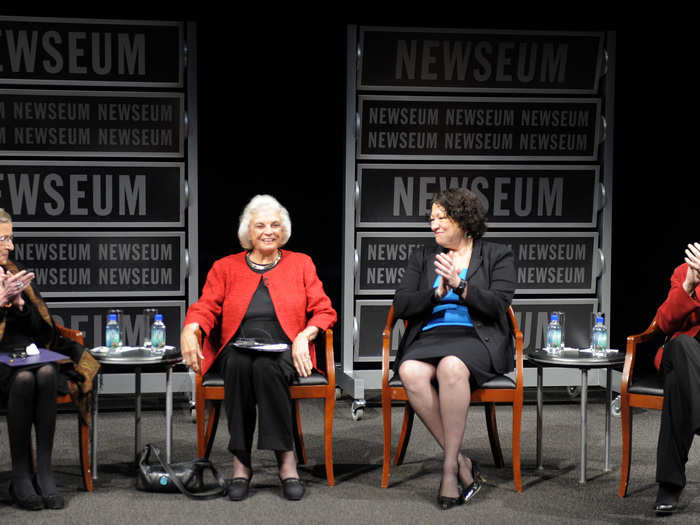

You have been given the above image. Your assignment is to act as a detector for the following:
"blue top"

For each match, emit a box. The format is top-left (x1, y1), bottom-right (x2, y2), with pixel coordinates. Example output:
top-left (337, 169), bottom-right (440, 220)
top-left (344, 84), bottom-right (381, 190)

top-left (422, 269), bottom-right (473, 331)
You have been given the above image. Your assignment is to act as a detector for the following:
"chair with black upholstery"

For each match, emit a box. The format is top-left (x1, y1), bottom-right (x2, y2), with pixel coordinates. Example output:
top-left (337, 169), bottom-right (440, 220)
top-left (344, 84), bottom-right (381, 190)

top-left (381, 305), bottom-right (523, 491)
top-left (618, 316), bottom-right (665, 497)
top-left (195, 328), bottom-right (336, 485)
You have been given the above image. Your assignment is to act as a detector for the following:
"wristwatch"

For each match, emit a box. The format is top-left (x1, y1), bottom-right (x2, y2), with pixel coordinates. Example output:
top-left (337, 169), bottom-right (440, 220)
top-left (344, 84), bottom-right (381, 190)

top-left (454, 279), bottom-right (467, 296)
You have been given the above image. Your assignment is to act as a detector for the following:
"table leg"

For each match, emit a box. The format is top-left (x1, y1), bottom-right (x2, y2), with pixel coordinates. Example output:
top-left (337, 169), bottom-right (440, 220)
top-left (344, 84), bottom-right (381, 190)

top-left (605, 368), bottom-right (612, 472)
top-left (166, 366), bottom-right (173, 463)
top-left (537, 366), bottom-right (544, 470)
top-left (135, 367), bottom-right (142, 461)
top-left (92, 372), bottom-right (101, 480)
top-left (579, 369), bottom-right (588, 484)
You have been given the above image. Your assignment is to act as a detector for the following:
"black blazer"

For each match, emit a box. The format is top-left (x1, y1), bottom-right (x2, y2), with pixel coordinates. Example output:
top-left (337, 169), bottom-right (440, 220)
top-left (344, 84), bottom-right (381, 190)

top-left (393, 239), bottom-right (516, 374)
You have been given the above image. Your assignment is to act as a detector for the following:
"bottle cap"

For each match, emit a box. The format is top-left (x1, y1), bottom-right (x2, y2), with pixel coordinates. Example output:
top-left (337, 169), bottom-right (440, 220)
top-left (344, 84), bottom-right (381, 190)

top-left (154, 314), bottom-right (163, 321)
top-left (108, 313), bottom-right (117, 321)
top-left (550, 313), bottom-right (559, 321)
top-left (595, 316), bottom-right (604, 324)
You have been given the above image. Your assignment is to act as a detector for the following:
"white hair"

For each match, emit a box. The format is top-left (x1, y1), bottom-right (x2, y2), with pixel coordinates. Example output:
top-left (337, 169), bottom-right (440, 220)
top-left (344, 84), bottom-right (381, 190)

top-left (237, 194), bottom-right (291, 250)
top-left (0, 208), bottom-right (11, 223)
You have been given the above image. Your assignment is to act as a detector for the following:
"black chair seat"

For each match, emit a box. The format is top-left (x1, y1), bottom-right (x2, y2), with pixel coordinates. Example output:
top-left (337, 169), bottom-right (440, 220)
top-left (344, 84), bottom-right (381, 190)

top-left (202, 371), bottom-right (329, 388)
top-left (628, 372), bottom-right (664, 397)
top-left (388, 373), bottom-right (515, 389)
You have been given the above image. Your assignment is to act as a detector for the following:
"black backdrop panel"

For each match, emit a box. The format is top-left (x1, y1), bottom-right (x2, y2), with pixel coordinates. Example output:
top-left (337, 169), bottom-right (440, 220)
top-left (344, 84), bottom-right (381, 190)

top-left (1, 160), bottom-right (184, 227)
top-left (14, 231), bottom-right (185, 297)
top-left (0, 17), bottom-right (183, 87)
top-left (354, 298), bottom-right (599, 361)
top-left (356, 232), bottom-right (598, 295)
top-left (358, 164), bottom-right (599, 228)
top-left (0, 89), bottom-right (184, 156)
top-left (359, 28), bottom-right (604, 93)
top-left (358, 95), bottom-right (600, 160)
top-left (47, 300), bottom-right (184, 348)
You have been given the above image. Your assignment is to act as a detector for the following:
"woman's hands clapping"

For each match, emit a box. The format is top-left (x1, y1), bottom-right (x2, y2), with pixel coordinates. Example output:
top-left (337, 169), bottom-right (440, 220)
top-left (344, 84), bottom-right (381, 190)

top-left (434, 253), bottom-right (462, 299)
top-left (0, 267), bottom-right (35, 310)
top-left (684, 242), bottom-right (700, 296)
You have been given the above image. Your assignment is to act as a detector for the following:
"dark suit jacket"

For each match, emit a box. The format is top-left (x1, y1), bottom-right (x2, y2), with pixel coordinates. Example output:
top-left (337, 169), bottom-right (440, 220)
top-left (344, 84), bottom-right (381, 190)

top-left (393, 239), bottom-right (516, 374)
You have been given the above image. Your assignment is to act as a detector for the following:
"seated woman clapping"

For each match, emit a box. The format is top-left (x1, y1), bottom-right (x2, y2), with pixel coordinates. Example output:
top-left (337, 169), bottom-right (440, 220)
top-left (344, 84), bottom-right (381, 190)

top-left (393, 188), bottom-right (515, 509)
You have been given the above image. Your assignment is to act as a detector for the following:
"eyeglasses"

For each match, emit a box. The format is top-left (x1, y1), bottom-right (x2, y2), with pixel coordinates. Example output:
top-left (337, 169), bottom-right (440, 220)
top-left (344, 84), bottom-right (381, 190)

top-left (0, 235), bottom-right (14, 244)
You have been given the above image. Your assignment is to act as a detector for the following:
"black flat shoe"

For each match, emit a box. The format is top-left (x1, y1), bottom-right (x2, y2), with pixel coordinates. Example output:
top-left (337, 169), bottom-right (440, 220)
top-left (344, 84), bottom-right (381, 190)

top-left (32, 475), bottom-right (65, 510)
top-left (279, 477), bottom-right (305, 501)
top-left (228, 476), bottom-right (252, 501)
top-left (9, 482), bottom-right (43, 511)
top-left (437, 479), bottom-right (463, 510)
top-left (461, 459), bottom-right (484, 505)
top-left (654, 483), bottom-right (681, 515)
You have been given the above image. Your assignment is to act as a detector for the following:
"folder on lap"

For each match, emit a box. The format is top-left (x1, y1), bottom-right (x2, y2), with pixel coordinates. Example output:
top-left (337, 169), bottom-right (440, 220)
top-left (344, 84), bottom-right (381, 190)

top-left (0, 348), bottom-right (70, 368)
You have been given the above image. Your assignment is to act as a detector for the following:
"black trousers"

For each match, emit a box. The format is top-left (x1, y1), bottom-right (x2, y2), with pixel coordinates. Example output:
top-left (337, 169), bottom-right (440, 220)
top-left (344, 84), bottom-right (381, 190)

top-left (656, 334), bottom-right (700, 488)
top-left (217, 346), bottom-right (295, 453)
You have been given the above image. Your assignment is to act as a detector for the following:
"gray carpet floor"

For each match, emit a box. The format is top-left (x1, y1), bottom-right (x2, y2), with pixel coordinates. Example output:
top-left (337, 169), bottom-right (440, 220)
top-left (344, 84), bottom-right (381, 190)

top-left (1, 392), bottom-right (699, 524)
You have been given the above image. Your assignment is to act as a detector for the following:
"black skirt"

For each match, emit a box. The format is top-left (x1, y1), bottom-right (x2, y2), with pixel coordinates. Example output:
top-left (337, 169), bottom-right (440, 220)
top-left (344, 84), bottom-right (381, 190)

top-left (398, 325), bottom-right (496, 389)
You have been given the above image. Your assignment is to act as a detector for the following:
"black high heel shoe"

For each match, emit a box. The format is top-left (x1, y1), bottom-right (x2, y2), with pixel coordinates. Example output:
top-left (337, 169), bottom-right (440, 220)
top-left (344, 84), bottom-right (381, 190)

top-left (9, 481), bottom-right (43, 511)
top-left (461, 459), bottom-right (484, 505)
top-left (437, 477), bottom-right (463, 510)
top-left (32, 475), bottom-right (65, 510)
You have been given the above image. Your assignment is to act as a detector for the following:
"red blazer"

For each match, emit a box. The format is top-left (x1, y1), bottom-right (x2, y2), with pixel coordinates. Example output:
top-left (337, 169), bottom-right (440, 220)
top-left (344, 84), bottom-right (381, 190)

top-left (184, 250), bottom-right (337, 375)
top-left (654, 263), bottom-right (700, 370)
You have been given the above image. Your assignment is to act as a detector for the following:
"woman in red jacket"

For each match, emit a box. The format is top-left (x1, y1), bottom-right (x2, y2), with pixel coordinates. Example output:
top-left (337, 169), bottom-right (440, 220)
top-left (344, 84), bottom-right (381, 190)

top-left (180, 195), bottom-right (336, 502)
top-left (653, 242), bottom-right (700, 515)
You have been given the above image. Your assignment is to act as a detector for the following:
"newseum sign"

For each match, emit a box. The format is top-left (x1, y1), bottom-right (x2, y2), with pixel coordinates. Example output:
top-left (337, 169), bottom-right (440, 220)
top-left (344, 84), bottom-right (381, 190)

top-left (358, 95), bottom-right (601, 161)
top-left (14, 231), bottom-right (186, 297)
top-left (355, 231), bottom-right (599, 295)
top-left (0, 89), bottom-right (184, 157)
top-left (358, 27), bottom-right (604, 93)
top-left (357, 164), bottom-right (600, 228)
top-left (0, 17), bottom-right (184, 87)
top-left (1, 160), bottom-right (184, 227)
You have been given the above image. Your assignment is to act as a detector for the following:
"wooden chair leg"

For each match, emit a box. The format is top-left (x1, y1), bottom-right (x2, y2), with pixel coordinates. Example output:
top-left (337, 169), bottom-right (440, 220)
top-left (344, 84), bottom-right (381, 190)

top-left (204, 401), bottom-right (221, 459)
top-left (485, 403), bottom-right (505, 468)
top-left (394, 404), bottom-right (414, 466)
top-left (512, 398), bottom-right (523, 493)
top-left (381, 388), bottom-right (393, 488)
top-left (324, 393), bottom-right (335, 486)
top-left (618, 396), bottom-right (633, 497)
top-left (293, 400), bottom-right (307, 465)
top-left (196, 393), bottom-right (207, 458)
top-left (78, 415), bottom-right (94, 491)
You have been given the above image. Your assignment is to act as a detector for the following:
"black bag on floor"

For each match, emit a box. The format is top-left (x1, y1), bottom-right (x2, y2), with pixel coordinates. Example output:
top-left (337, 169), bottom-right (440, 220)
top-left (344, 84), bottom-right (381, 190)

top-left (136, 444), bottom-right (228, 499)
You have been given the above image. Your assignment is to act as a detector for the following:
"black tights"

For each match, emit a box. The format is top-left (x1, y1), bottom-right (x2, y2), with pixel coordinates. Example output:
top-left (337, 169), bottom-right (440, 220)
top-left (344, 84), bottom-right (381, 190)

top-left (6, 364), bottom-right (58, 499)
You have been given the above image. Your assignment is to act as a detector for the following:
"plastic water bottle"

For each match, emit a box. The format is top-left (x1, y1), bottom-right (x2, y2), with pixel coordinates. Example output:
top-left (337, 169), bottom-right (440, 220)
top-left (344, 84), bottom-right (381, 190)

top-left (546, 313), bottom-right (562, 353)
top-left (150, 314), bottom-right (166, 349)
top-left (105, 313), bottom-right (120, 348)
top-left (591, 316), bottom-right (608, 356)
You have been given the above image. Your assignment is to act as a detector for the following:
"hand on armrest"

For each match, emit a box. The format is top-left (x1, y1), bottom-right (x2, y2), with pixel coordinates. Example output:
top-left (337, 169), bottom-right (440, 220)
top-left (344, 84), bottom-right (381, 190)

top-left (181, 322), bottom-right (204, 373)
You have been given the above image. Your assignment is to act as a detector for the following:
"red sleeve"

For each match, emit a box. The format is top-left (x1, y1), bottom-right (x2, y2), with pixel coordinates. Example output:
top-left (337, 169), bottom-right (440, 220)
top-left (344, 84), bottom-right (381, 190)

top-left (302, 256), bottom-right (337, 332)
top-left (656, 264), bottom-right (700, 336)
top-left (654, 263), bottom-right (700, 370)
top-left (183, 260), bottom-right (226, 336)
